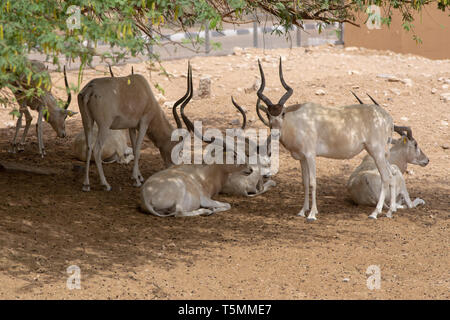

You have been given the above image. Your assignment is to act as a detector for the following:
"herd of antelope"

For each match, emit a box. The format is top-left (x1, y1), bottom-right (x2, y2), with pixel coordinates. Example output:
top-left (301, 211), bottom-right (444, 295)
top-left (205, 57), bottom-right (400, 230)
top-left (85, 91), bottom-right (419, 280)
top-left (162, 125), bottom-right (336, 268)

top-left (5, 58), bottom-right (429, 220)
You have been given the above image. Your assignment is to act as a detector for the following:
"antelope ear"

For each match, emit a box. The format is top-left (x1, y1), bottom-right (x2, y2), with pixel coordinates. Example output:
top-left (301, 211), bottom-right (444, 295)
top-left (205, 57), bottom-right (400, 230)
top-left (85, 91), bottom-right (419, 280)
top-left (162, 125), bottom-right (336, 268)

top-left (402, 136), bottom-right (408, 144)
top-left (66, 110), bottom-right (78, 117)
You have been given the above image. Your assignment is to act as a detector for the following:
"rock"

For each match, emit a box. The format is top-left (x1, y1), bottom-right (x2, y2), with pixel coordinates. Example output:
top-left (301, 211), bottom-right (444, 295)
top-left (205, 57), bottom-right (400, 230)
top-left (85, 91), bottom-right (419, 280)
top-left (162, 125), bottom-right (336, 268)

top-left (233, 47), bottom-right (244, 56)
top-left (442, 84), bottom-right (449, 90)
top-left (441, 120), bottom-right (449, 126)
top-left (343, 278), bottom-right (350, 282)
top-left (440, 93), bottom-right (450, 102)
top-left (244, 77), bottom-right (261, 94)
top-left (401, 78), bottom-right (413, 87)
top-left (400, 116), bottom-right (409, 121)
top-left (4, 121), bottom-right (15, 128)
top-left (445, 79), bottom-right (450, 85)
top-left (406, 169), bottom-right (415, 175)
top-left (377, 74), bottom-right (401, 82)
top-left (163, 101), bottom-right (175, 109)
top-left (390, 88), bottom-right (401, 96)
top-left (441, 144), bottom-right (450, 150)
top-left (315, 89), bottom-right (326, 96)
top-left (345, 46), bottom-right (358, 51)
top-left (347, 70), bottom-right (360, 75)
top-left (155, 93), bottom-right (166, 104)
top-left (198, 76), bottom-right (211, 98)
top-left (431, 88), bottom-right (437, 94)
top-left (351, 85), bottom-right (360, 89)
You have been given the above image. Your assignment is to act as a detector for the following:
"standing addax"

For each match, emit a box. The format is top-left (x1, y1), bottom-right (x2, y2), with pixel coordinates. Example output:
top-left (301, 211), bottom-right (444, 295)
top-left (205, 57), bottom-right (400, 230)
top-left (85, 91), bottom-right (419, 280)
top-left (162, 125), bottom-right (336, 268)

top-left (7, 60), bottom-right (76, 156)
top-left (256, 58), bottom-right (397, 220)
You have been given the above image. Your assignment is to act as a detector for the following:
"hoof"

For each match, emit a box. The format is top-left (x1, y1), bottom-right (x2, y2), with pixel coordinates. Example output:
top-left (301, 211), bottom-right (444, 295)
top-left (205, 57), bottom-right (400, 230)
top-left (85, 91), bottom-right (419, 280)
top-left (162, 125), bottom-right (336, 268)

top-left (82, 185), bottom-right (90, 192)
top-left (306, 216), bottom-right (317, 222)
top-left (368, 215), bottom-right (377, 220)
top-left (138, 175), bottom-right (144, 182)
top-left (103, 184), bottom-right (112, 191)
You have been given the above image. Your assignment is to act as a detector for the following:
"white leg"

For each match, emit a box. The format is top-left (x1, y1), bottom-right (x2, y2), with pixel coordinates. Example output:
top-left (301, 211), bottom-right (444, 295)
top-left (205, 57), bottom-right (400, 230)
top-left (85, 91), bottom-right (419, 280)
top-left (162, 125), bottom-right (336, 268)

top-left (36, 108), bottom-right (45, 157)
top-left (305, 156), bottom-right (318, 221)
top-left (19, 108), bottom-right (33, 150)
top-left (385, 174), bottom-right (397, 218)
top-left (93, 126), bottom-right (111, 191)
top-left (368, 150), bottom-right (392, 219)
top-left (297, 158), bottom-right (310, 217)
top-left (10, 110), bottom-right (23, 153)
top-left (200, 197), bottom-right (232, 215)
top-left (131, 123), bottom-right (148, 186)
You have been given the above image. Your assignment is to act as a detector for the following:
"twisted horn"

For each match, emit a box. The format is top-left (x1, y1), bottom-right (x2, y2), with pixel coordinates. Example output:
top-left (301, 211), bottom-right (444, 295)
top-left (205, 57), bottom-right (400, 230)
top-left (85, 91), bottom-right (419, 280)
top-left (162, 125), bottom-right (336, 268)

top-left (256, 98), bottom-right (270, 127)
top-left (256, 60), bottom-right (275, 108)
top-left (277, 57), bottom-right (293, 106)
top-left (108, 64), bottom-right (114, 77)
top-left (172, 62), bottom-right (191, 129)
top-left (180, 64), bottom-right (214, 144)
top-left (394, 125), bottom-right (413, 140)
top-left (231, 96), bottom-right (247, 130)
top-left (366, 93), bottom-right (379, 106)
top-left (63, 66), bottom-right (72, 110)
top-left (351, 91), bottom-right (364, 104)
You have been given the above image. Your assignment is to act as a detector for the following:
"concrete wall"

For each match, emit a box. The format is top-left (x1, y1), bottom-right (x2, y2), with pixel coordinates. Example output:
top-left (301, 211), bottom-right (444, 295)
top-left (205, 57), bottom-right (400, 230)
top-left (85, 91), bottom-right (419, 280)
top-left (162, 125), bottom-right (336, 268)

top-left (344, 5), bottom-right (450, 60)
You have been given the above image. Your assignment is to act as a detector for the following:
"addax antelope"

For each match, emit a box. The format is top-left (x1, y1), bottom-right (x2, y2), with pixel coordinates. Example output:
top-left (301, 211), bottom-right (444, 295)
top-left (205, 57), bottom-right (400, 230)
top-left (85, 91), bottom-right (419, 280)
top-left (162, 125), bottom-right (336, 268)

top-left (256, 58), bottom-right (397, 220)
top-left (77, 67), bottom-right (179, 191)
top-left (5, 60), bottom-right (76, 156)
top-left (347, 93), bottom-right (429, 215)
top-left (140, 64), bottom-right (255, 216)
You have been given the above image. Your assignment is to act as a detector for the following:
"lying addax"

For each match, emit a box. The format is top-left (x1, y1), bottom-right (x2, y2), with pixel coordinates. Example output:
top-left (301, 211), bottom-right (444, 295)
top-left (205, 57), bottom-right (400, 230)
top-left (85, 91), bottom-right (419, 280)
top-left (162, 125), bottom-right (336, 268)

top-left (256, 58), bottom-right (397, 220)
top-left (77, 68), bottom-right (179, 191)
top-left (171, 70), bottom-right (276, 197)
top-left (6, 60), bottom-right (76, 156)
top-left (72, 125), bottom-right (134, 164)
top-left (140, 64), bottom-right (254, 217)
top-left (347, 93), bottom-right (429, 216)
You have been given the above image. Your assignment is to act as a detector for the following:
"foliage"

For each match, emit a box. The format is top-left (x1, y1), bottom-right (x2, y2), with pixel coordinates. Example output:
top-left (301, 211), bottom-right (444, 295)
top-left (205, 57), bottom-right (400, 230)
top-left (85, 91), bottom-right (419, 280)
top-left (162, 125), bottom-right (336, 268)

top-left (0, 0), bottom-right (448, 107)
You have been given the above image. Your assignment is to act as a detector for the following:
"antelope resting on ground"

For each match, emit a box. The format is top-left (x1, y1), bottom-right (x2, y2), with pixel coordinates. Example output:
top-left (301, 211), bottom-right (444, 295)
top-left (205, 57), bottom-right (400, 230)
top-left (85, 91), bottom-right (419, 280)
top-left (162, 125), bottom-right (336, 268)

top-left (77, 68), bottom-right (179, 191)
top-left (5, 60), bottom-right (76, 156)
top-left (170, 64), bottom-right (276, 198)
top-left (347, 93), bottom-right (429, 215)
top-left (256, 58), bottom-right (397, 220)
top-left (72, 125), bottom-right (134, 164)
top-left (347, 131), bottom-right (429, 213)
top-left (141, 64), bottom-right (255, 216)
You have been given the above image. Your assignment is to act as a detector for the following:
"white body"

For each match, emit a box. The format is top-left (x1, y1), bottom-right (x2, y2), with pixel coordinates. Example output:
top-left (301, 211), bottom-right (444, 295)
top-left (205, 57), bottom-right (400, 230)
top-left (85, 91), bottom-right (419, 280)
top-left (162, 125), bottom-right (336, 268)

top-left (73, 125), bottom-right (133, 164)
top-left (141, 164), bottom-right (246, 217)
top-left (347, 136), bottom-right (429, 216)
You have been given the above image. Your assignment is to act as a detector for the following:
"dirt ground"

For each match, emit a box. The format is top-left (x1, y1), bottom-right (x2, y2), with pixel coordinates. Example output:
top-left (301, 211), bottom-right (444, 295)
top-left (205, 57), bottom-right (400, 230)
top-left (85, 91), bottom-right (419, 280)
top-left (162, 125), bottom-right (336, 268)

top-left (0, 45), bottom-right (449, 300)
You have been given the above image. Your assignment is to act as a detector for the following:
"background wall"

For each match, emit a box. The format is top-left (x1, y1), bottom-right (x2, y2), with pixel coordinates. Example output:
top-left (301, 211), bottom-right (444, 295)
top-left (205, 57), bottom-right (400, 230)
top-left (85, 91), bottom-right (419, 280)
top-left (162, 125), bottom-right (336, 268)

top-left (344, 5), bottom-right (450, 60)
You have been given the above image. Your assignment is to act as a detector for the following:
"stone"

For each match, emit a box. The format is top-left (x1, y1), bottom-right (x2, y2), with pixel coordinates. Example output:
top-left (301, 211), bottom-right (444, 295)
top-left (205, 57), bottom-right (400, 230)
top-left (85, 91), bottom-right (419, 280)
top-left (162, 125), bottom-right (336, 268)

top-left (401, 78), bottom-right (413, 87)
top-left (244, 77), bottom-right (261, 94)
top-left (163, 101), bottom-right (175, 109)
top-left (440, 93), bottom-right (450, 102)
top-left (233, 47), bottom-right (244, 56)
top-left (198, 76), bottom-right (211, 99)
top-left (315, 89), bottom-right (326, 96)
top-left (431, 88), bottom-right (437, 94)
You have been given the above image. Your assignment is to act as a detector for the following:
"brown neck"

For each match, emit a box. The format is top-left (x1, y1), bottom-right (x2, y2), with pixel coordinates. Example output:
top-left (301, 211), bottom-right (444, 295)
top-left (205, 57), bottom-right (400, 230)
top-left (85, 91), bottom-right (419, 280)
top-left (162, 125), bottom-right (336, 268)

top-left (146, 110), bottom-right (177, 167)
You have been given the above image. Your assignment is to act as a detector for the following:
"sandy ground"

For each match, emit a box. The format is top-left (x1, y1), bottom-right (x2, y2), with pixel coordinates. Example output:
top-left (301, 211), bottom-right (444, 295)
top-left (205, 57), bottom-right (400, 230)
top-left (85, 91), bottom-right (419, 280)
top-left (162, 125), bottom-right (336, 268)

top-left (0, 45), bottom-right (449, 299)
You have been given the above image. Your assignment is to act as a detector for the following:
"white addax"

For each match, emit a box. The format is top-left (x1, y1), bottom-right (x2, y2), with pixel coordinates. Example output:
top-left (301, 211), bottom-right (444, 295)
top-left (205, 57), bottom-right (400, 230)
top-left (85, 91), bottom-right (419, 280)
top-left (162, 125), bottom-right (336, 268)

top-left (256, 58), bottom-right (397, 220)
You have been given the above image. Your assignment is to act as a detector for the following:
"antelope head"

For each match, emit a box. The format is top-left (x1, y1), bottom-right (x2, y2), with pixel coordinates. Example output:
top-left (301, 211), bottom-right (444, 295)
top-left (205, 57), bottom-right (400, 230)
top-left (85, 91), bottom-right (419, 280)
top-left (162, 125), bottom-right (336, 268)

top-left (256, 57), bottom-right (293, 131)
